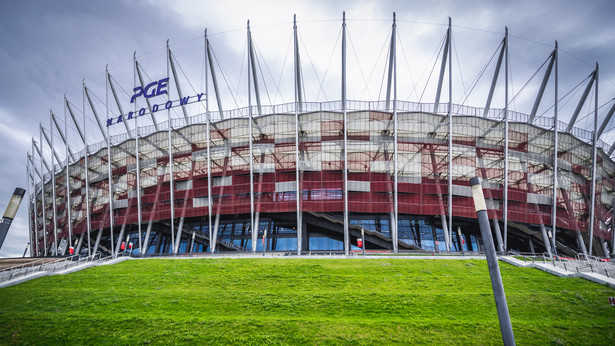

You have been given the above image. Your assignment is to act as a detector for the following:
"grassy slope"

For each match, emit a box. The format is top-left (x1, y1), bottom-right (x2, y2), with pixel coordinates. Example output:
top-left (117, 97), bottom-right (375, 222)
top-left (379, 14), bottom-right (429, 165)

top-left (0, 258), bottom-right (614, 345)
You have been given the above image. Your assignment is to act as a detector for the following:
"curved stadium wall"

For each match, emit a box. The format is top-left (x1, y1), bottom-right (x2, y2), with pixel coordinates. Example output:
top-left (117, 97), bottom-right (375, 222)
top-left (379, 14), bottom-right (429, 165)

top-left (29, 100), bottom-right (615, 257)
top-left (27, 22), bottom-right (615, 258)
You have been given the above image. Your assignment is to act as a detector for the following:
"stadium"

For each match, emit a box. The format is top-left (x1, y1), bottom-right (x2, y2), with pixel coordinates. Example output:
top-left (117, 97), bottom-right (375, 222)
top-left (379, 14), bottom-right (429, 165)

top-left (26, 15), bottom-right (615, 258)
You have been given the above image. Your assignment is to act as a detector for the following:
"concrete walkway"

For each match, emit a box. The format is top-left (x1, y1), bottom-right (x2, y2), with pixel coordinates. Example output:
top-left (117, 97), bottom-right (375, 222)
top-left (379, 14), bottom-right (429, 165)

top-left (2, 253), bottom-right (614, 289)
top-left (501, 256), bottom-right (615, 289)
top-left (0, 257), bottom-right (131, 288)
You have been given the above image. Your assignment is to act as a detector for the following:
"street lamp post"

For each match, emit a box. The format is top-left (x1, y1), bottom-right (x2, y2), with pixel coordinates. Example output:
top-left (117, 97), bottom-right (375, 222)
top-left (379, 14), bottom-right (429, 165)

top-left (0, 188), bottom-right (26, 251)
top-left (470, 177), bottom-right (515, 346)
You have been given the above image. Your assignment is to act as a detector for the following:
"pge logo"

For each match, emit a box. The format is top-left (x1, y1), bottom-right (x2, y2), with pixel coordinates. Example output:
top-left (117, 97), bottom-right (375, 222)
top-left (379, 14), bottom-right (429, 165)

top-left (131, 77), bottom-right (169, 103)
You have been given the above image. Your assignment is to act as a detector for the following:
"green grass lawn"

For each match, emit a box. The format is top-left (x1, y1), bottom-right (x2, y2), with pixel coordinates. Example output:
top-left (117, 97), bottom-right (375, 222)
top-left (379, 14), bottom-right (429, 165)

top-left (1, 258), bottom-right (614, 344)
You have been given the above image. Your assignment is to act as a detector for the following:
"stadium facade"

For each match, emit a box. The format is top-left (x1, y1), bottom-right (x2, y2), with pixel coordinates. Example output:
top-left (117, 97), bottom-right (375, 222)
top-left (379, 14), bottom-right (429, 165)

top-left (27, 15), bottom-right (615, 258)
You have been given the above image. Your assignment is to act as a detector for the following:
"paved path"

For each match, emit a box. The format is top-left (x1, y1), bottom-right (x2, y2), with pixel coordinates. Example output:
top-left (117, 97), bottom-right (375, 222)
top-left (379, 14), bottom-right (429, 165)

top-left (501, 256), bottom-right (615, 289)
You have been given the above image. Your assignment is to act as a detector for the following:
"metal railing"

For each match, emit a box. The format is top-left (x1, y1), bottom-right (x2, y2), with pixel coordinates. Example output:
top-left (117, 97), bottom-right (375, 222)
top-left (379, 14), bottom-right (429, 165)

top-left (511, 251), bottom-right (615, 277)
top-left (574, 254), bottom-right (614, 278)
top-left (0, 252), bottom-right (108, 284)
top-left (0, 258), bottom-right (59, 283)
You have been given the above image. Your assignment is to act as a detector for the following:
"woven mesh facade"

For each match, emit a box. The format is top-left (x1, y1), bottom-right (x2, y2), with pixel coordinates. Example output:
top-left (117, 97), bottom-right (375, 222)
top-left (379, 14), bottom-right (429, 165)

top-left (28, 99), bottom-right (615, 256)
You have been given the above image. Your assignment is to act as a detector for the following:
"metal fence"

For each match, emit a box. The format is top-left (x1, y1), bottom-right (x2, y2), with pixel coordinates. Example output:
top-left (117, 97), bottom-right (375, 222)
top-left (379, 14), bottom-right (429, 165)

top-left (511, 251), bottom-right (615, 278)
top-left (0, 252), bottom-right (108, 284)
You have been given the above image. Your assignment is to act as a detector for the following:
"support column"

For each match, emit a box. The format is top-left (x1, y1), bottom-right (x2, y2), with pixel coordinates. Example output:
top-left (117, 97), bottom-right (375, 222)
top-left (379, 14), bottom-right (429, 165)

top-left (166, 41), bottom-right (176, 253)
top-left (576, 230), bottom-right (588, 257)
top-left (44, 124), bottom-right (60, 254)
top-left (383, 15), bottom-right (397, 251)
top-left (528, 236), bottom-right (535, 255)
top-left (28, 154), bottom-right (41, 256)
top-left (26, 157), bottom-right (36, 256)
top-left (528, 48), bottom-right (556, 124)
top-left (456, 227), bottom-right (463, 251)
top-left (302, 219), bottom-right (309, 252)
top-left (294, 14), bottom-right (303, 255)
top-left (132, 55), bottom-right (143, 256)
top-left (141, 159), bottom-right (169, 253)
top-left (114, 224), bottom-right (126, 257)
top-left (205, 31), bottom-right (215, 253)
top-left (600, 239), bottom-right (609, 258)
top-left (43, 123), bottom-right (59, 255)
top-left (247, 21), bottom-right (257, 252)
top-left (174, 217), bottom-right (185, 253)
top-left (440, 215), bottom-right (449, 251)
top-left (62, 104), bottom-right (73, 253)
top-left (134, 59), bottom-right (160, 131)
top-left (244, 27), bottom-right (267, 252)
top-left (92, 228), bottom-right (103, 255)
top-left (105, 84), bottom-right (114, 257)
top-left (428, 144), bottom-right (450, 250)
top-left (539, 223), bottom-right (553, 257)
top-left (342, 12), bottom-right (350, 255)
top-left (84, 85), bottom-right (110, 140)
top-left (38, 138), bottom-right (47, 256)
top-left (85, 80), bottom-right (114, 256)
top-left (565, 70), bottom-right (597, 132)
top-left (588, 63), bottom-right (599, 256)
top-left (143, 221), bottom-right (153, 255)
top-left (612, 199), bottom-right (615, 257)
top-left (106, 69), bottom-right (133, 138)
top-left (67, 88), bottom-right (93, 257)
top-left (207, 118), bottom-right (214, 252)
top-left (503, 28), bottom-right (509, 251)
top-left (84, 93), bottom-right (92, 257)
top-left (75, 232), bottom-right (84, 255)
top-left (392, 13), bottom-right (399, 253)
top-left (206, 29), bottom-right (224, 116)
top-left (484, 37), bottom-right (506, 117)
top-left (447, 18), bottom-right (454, 251)
top-left (211, 152), bottom-right (230, 252)
top-left (247, 21), bottom-right (262, 116)
top-left (551, 42), bottom-right (559, 255)
top-left (168, 47), bottom-right (190, 123)
top-left (190, 231), bottom-right (196, 254)
top-left (434, 18), bottom-right (450, 113)
top-left (477, 151), bottom-right (503, 252)
top-left (492, 219), bottom-right (504, 253)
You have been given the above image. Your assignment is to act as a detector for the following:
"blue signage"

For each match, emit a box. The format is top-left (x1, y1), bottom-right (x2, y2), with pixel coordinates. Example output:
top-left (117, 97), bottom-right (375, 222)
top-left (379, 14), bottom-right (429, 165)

top-left (106, 77), bottom-right (205, 126)
top-left (131, 78), bottom-right (169, 103)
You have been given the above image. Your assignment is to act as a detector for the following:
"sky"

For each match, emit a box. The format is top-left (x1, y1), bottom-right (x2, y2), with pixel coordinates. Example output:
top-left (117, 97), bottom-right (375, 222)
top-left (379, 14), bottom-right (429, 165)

top-left (1, 0), bottom-right (615, 257)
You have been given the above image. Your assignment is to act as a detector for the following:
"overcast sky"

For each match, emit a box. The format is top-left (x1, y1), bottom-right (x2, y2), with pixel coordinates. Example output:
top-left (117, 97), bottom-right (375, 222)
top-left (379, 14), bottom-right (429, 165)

top-left (1, 0), bottom-right (615, 257)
